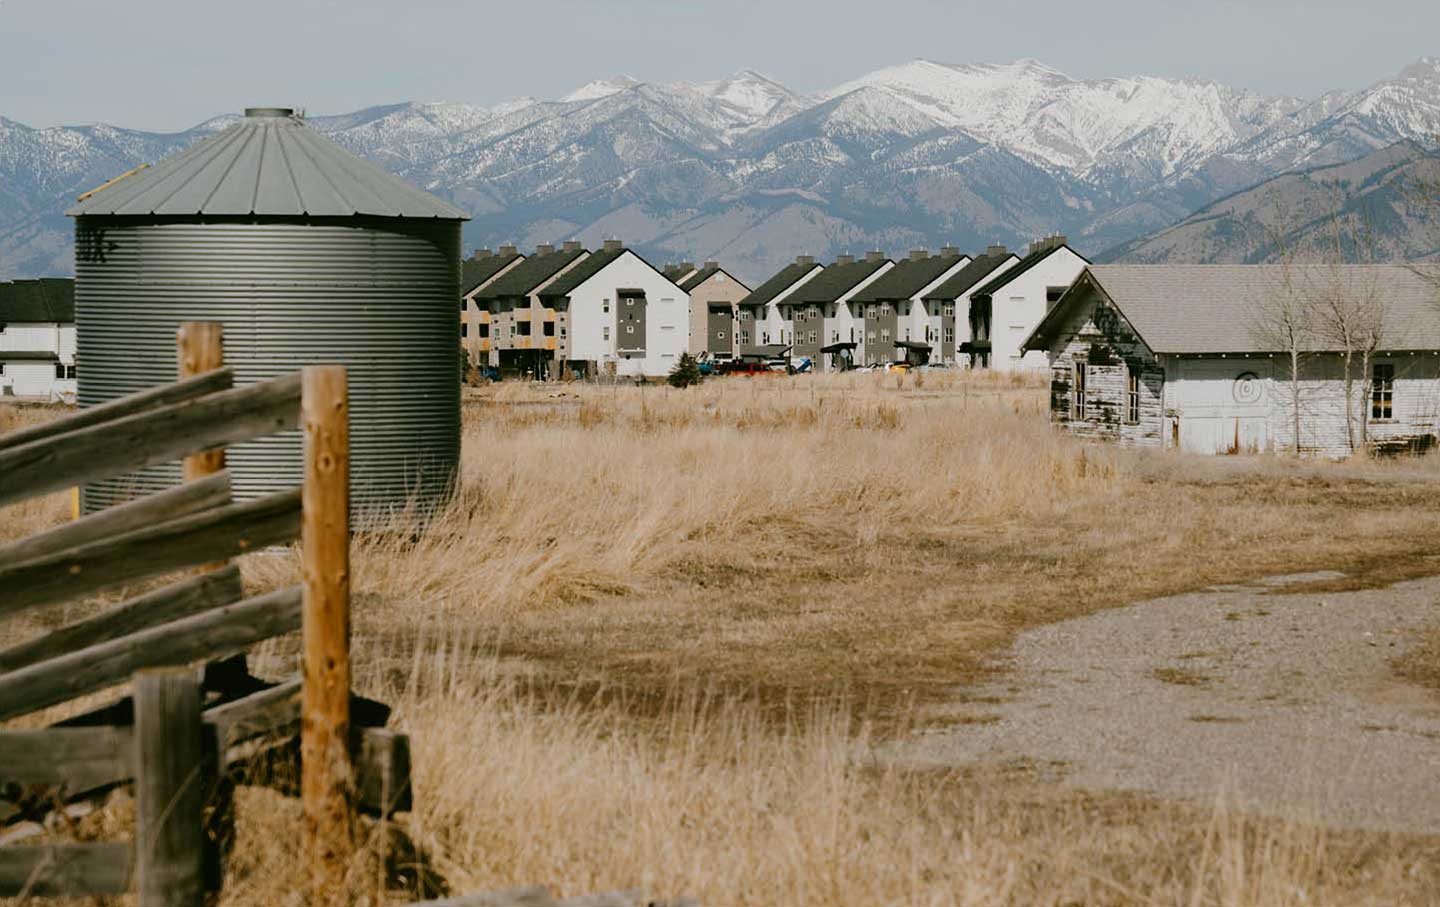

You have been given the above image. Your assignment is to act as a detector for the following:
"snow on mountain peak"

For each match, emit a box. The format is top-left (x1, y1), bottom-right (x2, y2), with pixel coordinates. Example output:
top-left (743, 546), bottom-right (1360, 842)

top-left (562, 76), bottom-right (642, 103)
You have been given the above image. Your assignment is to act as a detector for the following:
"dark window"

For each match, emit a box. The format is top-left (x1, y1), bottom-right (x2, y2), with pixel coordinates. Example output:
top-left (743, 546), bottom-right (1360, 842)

top-left (543, 321), bottom-right (555, 337)
top-left (479, 324), bottom-right (489, 338)
top-left (1126, 368), bottom-right (1140, 424)
top-left (1046, 286), bottom-right (1068, 309)
top-left (1372, 363), bottom-right (1394, 420)
top-left (517, 322), bottom-right (532, 336)
top-left (1072, 361), bottom-right (1087, 419)
top-left (460, 323), bottom-right (468, 338)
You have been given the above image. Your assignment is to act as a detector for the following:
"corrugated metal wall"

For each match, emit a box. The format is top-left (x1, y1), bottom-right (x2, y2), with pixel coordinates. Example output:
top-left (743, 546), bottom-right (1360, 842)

top-left (76, 216), bottom-right (461, 519)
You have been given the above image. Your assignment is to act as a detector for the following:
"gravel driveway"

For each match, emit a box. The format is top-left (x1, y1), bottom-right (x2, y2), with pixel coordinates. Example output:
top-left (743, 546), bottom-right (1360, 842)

top-left (895, 572), bottom-right (1440, 833)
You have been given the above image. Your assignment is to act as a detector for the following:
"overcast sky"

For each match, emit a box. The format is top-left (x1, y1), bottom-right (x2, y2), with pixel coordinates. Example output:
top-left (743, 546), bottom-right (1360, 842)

top-left (2, 0), bottom-right (1436, 132)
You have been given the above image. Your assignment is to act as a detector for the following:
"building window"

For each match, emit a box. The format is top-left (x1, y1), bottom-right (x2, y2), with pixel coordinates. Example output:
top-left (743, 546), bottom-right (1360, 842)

top-left (880, 329), bottom-right (890, 343)
top-left (560, 326), bottom-right (567, 338)
top-left (626, 324), bottom-right (635, 334)
top-left (763, 332), bottom-right (770, 344)
top-left (1072, 361), bottom-right (1087, 419)
top-left (479, 324), bottom-right (489, 338)
top-left (626, 298), bottom-right (634, 307)
top-left (942, 303), bottom-right (954, 317)
top-left (943, 327), bottom-right (954, 345)
top-left (866, 305), bottom-right (876, 319)
top-left (603, 299), bottom-right (610, 313)
top-left (1373, 363), bottom-right (1394, 420)
top-left (808, 330), bottom-right (817, 344)
top-left (509, 324), bottom-right (516, 338)
top-left (543, 322), bottom-right (555, 336)
top-left (461, 323), bottom-right (468, 337)
top-left (603, 326), bottom-right (610, 341)
top-left (880, 303), bottom-right (891, 316)
top-left (1046, 286), bottom-right (1068, 308)
top-left (867, 331), bottom-right (876, 343)
top-left (1126, 368), bottom-right (1140, 424)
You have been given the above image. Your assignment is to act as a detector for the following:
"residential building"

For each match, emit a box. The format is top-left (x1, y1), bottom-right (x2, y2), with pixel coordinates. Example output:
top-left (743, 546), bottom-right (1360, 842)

top-left (471, 243), bottom-right (589, 379)
top-left (922, 247), bottom-right (1021, 368)
top-left (1022, 265), bottom-right (1440, 456)
top-left (0, 278), bottom-right (76, 401)
top-left (968, 236), bottom-right (1089, 371)
top-left (779, 252), bottom-right (894, 370)
top-left (679, 262), bottom-right (751, 360)
top-left (734, 255), bottom-right (824, 358)
top-left (539, 241), bottom-right (690, 378)
top-left (460, 245), bottom-right (524, 369)
top-left (845, 247), bottom-right (970, 367)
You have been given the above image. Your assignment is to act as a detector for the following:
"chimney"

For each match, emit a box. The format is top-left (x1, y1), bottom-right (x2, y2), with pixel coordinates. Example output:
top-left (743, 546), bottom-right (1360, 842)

top-left (499, 243), bottom-right (518, 257)
top-left (796, 254), bottom-right (815, 266)
top-left (865, 250), bottom-right (885, 262)
top-left (679, 260), bottom-right (696, 272)
top-left (909, 248), bottom-right (928, 261)
top-left (603, 239), bottom-right (623, 252)
top-left (471, 248), bottom-right (493, 260)
top-left (536, 243), bottom-right (556, 255)
top-left (835, 253), bottom-right (855, 266)
top-left (703, 260), bottom-right (719, 269)
top-left (1050, 234), bottom-right (1067, 251)
top-left (939, 245), bottom-right (961, 259)
top-left (562, 240), bottom-right (583, 253)
top-left (986, 244), bottom-right (1007, 258)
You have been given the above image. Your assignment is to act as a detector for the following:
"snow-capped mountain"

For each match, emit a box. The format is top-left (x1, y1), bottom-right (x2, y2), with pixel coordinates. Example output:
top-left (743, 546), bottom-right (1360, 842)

top-left (3, 58), bottom-right (1440, 282)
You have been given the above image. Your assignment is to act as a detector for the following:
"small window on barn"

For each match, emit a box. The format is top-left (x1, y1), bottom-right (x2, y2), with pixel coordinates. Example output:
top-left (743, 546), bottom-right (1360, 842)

top-left (1072, 361), bottom-right (1087, 419)
top-left (1372, 363), bottom-right (1395, 420)
top-left (1126, 368), bottom-right (1140, 424)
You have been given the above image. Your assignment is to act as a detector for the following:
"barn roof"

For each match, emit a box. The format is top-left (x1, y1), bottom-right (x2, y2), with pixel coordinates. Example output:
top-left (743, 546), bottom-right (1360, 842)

top-left (1024, 265), bottom-right (1440, 355)
top-left (0, 279), bottom-right (74, 323)
top-left (67, 109), bottom-right (469, 220)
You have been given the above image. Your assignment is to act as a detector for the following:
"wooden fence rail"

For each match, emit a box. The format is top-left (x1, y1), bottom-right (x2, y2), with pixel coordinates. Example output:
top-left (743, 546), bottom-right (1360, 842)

top-left (0, 322), bottom-right (387, 904)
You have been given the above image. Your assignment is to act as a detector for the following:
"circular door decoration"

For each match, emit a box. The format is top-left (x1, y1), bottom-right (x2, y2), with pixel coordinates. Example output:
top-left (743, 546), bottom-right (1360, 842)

top-left (1233, 371), bottom-right (1262, 404)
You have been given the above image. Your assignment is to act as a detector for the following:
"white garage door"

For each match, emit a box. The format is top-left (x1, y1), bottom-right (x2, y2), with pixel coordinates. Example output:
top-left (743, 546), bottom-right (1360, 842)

top-left (1175, 360), bottom-right (1271, 454)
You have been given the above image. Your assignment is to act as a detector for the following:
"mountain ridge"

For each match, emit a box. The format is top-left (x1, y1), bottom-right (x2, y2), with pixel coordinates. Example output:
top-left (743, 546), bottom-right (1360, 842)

top-left (4, 58), bottom-right (1440, 283)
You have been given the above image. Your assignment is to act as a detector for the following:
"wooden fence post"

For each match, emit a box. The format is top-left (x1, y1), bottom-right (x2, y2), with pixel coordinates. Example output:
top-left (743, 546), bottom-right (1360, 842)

top-left (178, 323), bottom-right (227, 482)
top-left (301, 366), bottom-right (353, 903)
top-left (134, 667), bottom-right (205, 907)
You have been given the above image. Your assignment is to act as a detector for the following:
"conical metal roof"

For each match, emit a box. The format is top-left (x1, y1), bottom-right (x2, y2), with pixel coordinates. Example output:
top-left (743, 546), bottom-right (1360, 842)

top-left (67, 108), bottom-right (468, 220)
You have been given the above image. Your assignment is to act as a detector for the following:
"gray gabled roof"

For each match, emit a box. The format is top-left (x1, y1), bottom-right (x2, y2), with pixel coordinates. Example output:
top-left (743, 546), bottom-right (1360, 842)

top-left (737, 262), bottom-right (822, 309)
top-left (1025, 265), bottom-right (1440, 355)
top-left (972, 243), bottom-right (1087, 299)
top-left (785, 258), bottom-right (890, 305)
top-left (462, 252), bottom-right (524, 296)
top-left (536, 248), bottom-right (626, 299)
top-left (68, 109), bottom-right (468, 220)
top-left (0, 279), bottom-right (74, 323)
top-left (922, 253), bottom-right (1018, 301)
top-left (850, 255), bottom-right (968, 302)
top-left (474, 249), bottom-right (588, 300)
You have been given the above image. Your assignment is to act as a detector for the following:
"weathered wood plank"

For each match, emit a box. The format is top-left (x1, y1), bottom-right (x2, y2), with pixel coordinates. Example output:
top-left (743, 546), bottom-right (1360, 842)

top-left (0, 585), bottom-right (302, 722)
top-left (0, 726), bottom-right (135, 791)
top-left (206, 679), bottom-right (302, 750)
top-left (134, 668), bottom-right (205, 907)
top-left (0, 370), bottom-right (300, 508)
top-left (301, 365), bottom-right (354, 904)
top-left (0, 566), bottom-right (244, 675)
top-left (0, 368), bottom-right (234, 454)
top-left (0, 471), bottom-right (233, 571)
top-left (0, 489), bottom-right (300, 620)
top-left (0, 842), bottom-right (133, 897)
top-left (355, 728), bottom-right (412, 815)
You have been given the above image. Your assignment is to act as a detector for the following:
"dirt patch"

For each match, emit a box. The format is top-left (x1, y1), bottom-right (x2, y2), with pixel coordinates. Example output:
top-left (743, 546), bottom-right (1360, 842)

top-left (894, 572), bottom-right (1440, 834)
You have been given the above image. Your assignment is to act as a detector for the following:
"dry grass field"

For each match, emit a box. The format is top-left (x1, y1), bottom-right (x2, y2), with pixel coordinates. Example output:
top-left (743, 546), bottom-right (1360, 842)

top-left (6, 371), bottom-right (1440, 905)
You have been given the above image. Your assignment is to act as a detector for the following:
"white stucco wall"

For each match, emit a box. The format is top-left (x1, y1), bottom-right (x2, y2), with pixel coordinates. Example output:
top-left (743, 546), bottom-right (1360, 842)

top-left (989, 247), bottom-right (1089, 372)
top-left (566, 251), bottom-right (690, 377)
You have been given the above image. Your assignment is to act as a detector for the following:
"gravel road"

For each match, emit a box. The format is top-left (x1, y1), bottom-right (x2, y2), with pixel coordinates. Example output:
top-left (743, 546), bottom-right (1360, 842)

top-left (895, 572), bottom-right (1440, 833)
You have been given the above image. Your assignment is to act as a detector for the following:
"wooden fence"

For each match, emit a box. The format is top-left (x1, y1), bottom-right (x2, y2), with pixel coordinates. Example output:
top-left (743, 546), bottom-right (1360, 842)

top-left (0, 323), bottom-right (404, 905)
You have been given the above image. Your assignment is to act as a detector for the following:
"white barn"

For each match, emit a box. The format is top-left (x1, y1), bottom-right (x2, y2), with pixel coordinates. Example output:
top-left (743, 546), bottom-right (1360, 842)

top-left (0, 279), bottom-right (76, 402)
top-left (540, 242), bottom-right (690, 378)
top-left (1023, 265), bottom-right (1440, 456)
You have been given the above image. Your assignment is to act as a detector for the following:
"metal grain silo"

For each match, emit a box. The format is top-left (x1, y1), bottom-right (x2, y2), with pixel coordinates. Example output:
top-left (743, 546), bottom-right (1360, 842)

top-left (68, 107), bottom-right (467, 519)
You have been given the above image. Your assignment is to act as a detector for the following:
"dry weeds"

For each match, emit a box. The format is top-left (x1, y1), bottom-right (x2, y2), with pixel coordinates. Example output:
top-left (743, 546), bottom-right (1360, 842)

top-left (6, 371), bottom-right (1440, 905)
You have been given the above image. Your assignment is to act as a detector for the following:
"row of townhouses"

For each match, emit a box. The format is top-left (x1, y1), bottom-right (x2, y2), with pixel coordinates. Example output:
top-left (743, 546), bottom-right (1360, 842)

top-left (0, 279), bottom-right (77, 402)
top-left (458, 234), bottom-right (1089, 376)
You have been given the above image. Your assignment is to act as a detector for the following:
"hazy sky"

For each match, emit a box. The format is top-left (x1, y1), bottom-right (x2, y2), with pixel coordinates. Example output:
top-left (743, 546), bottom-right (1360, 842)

top-left (2, 0), bottom-right (1436, 132)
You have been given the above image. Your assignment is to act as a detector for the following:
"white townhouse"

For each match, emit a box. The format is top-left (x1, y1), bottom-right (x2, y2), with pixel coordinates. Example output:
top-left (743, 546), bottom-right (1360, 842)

top-left (734, 256), bottom-right (825, 358)
top-left (969, 236), bottom-right (1089, 372)
top-left (779, 252), bottom-right (895, 370)
top-left (845, 248), bottom-right (972, 367)
top-left (1023, 265), bottom-right (1440, 457)
top-left (540, 241), bottom-right (690, 378)
top-left (921, 247), bottom-right (1020, 367)
top-left (0, 279), bottom-right (77, 402)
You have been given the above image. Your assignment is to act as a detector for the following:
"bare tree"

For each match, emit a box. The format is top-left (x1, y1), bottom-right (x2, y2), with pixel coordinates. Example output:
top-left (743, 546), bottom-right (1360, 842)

top-left (1249, 195), bottom-right (1315, 455)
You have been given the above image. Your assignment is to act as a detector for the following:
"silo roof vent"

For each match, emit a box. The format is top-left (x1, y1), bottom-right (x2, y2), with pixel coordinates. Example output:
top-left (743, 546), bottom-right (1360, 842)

top-left (68, 107), bottom-right (469, 221)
